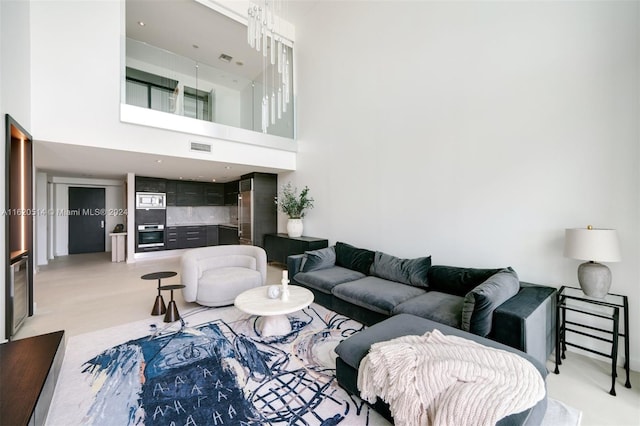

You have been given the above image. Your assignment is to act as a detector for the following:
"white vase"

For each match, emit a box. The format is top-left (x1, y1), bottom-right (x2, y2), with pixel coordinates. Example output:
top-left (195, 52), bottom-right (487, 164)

top-left (287, 218), bottom-right (303, 238)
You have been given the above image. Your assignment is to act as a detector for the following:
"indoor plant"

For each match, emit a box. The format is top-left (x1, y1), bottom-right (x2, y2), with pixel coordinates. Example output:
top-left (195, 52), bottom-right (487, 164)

top-left (275, 182), bottom-right (314, 237)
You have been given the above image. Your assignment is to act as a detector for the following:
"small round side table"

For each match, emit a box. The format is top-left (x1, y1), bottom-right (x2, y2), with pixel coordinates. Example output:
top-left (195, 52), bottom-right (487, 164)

top-left (141, 271), bottom-right (177, 316)
top-left (160, 284), bottom-right (186, 323)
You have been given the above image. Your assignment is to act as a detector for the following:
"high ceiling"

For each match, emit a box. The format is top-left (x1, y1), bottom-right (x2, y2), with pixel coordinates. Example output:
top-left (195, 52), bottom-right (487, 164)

top-left (35, 0), bottom-right (311, 183)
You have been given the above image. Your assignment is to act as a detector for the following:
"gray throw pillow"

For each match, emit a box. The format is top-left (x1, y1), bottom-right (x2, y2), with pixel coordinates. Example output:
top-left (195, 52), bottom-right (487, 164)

top-left (370, 251), bottom-right (431, 288)
top-left (301, 246), bottom-right (336, 272)
top-left (461, 267), bottom-right (520, 337)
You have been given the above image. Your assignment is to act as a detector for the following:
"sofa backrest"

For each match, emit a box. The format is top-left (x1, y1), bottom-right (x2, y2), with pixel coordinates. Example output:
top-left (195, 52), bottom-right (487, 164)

top-left (427, 265), bottom-right (504, 297)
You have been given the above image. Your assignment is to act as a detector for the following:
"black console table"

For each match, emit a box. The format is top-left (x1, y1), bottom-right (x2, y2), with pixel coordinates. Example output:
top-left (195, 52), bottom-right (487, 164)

top-left (264, 233), bottom-right (329, 265)
top-left (554, 286), bottom-right (631, 396)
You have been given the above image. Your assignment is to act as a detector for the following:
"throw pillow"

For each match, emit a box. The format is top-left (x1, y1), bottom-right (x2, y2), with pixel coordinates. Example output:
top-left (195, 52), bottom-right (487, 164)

top-left (301, 246), bottom-right (336, 272)
top-left (335, 242), bottom-right (375, 275)
top-left (427, 265), bottom-right (503, 297)
top-left (370, 251), bottom-right (431, 288)
top-left (461, 267), bottom-right (520, 337)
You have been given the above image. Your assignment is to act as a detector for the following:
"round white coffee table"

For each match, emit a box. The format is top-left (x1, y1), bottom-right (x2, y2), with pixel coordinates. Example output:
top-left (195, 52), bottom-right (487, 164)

top-left (234, 285), bottom-right (314, 336)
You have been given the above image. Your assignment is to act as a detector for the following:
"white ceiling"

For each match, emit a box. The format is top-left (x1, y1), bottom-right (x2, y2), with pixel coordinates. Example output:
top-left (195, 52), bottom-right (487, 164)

top-left (35, 0), bottom-right (310, 183)
top-left (35, 140), bottom-right (284, 183)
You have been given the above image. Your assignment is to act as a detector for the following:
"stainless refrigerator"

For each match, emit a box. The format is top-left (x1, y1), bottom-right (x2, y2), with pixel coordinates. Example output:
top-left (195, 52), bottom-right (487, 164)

top-left (238, 174), bottom-right (277, 247)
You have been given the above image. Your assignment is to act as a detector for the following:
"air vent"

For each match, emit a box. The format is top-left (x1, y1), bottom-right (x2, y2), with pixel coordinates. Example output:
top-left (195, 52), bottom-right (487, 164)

top-left (218, 53), bottom-right (232, 63)
top-left (190, 141), bottom-right (212, 153)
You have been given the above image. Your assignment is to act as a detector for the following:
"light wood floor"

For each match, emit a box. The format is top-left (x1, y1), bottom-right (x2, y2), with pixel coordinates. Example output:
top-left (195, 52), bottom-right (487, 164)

top-left (15, 252), bottom-right (640, 425)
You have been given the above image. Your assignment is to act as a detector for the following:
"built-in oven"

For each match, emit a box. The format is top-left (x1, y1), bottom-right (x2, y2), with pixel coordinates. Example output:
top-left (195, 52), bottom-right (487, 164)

top-left (137, 224), bottom-right (165, 249)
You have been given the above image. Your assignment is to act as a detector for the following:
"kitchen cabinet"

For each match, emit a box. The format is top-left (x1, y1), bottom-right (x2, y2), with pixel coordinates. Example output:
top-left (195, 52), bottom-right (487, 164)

top-left (204, 183), bottom-right (224, 206)
top-left (264, 233), bottom-right (329, 265)
top-left (136, 176), bottom-right (166, 193)
top-left (177, 225), bottom-right (207, 248)
top-left (224, 180), bottom-right (239, 206)
top-left (206, 225), bottom-right (219, 246)
top-left (219, 225), bottom-right (239, 245)
top-left (165, 226), bottom-right (178, 249)
top-left (176, 182), bottom-right (204, 206)
top-left (165, 180), bottom-right (177, 206)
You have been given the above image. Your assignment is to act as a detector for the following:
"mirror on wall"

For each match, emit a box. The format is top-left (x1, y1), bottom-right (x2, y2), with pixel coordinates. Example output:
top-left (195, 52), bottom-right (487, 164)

top-left (123, 0), bottom-right (294, 139)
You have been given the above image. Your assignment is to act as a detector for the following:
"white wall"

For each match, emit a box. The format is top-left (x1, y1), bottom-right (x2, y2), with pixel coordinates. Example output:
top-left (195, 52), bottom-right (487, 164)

top-left (29, 0), bottom-right (295, 175)
top-left (292, 1), bottom-right (640, 369)
top-left (35, 172), bottom-right (47, 266)
top-left (0, 0), bottom-right (31, 342)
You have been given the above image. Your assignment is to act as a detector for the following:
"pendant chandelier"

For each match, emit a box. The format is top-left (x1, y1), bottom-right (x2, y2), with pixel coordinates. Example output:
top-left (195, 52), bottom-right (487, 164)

top-left (247, 0), bottom-right (291, 133)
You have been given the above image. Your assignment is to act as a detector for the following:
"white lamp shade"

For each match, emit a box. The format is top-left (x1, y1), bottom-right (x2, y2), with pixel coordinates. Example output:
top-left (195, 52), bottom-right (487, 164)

top-left (564, 228), bottom-right (621, 262)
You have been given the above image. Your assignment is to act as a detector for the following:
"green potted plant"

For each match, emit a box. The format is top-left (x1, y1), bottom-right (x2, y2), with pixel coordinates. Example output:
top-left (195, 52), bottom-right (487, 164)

top-left (275, 182), bottom-right (314, 237)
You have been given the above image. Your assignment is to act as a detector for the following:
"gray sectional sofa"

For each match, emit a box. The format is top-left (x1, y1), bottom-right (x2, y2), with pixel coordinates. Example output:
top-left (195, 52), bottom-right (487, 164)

top-left (287, 242), bottom-right (557, 425)
top-left (286, 241), bottom-right (556, 365)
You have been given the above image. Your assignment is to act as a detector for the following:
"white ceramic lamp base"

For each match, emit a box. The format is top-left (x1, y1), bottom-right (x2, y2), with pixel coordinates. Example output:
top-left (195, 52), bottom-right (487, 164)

top-left (577, 261), bottom-right (611, 298)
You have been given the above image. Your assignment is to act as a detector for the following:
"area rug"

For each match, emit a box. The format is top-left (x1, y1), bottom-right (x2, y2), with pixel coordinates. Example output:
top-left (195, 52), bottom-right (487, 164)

top-left (47, 304), bottom-right (389, 425)
top-left (47, 303), bottom-right (582, 426)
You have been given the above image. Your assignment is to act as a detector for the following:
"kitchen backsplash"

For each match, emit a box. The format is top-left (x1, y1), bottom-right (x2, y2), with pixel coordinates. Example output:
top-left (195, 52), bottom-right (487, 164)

top-left (166, 206), bottom-right (238, 226)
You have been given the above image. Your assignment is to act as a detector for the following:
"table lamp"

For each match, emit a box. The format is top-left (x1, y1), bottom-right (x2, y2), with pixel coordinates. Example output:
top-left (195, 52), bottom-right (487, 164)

top-left (564, 226), bottom-right (621, 298)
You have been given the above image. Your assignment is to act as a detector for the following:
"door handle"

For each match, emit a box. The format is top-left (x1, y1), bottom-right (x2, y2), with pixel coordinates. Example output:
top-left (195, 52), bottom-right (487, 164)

top-left (101, 220), bottom-right (105, 229)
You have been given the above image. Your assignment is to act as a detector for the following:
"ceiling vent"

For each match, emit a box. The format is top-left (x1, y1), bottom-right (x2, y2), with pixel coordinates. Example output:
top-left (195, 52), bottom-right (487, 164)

top-left (218, 53), bottom-right (232, 63)
top-left (190, 141), bottom-right (212, 153)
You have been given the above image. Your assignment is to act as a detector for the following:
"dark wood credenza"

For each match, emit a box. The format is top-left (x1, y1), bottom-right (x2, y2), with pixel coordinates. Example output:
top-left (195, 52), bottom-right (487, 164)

top-left (0, 330), bottom-right (65, 426)
top-left (264, 233), bottom-right (329, 265)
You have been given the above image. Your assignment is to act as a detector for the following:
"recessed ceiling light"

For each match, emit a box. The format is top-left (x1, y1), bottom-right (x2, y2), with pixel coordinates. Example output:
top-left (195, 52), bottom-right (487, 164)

top-left (179, 177), bottom-right (183, 180)
top-left (192, 44), bottom-right (199, 49)
top-left (198, 175), bottom-right (204, 178)
top-left (212, 178), bottom-right (216, 182)
top-left (156, 159), bottom-right (162, 163)
top-left (138, 21), bottom-right (145, 26)
top-left (236, 61), bottom-right (244, 66)
top-left (225, 166), bottom-right (231, 170)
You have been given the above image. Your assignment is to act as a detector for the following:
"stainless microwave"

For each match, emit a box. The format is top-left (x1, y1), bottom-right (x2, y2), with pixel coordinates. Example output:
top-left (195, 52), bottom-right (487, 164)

top-left (136, 192), bottom-right (166, 209)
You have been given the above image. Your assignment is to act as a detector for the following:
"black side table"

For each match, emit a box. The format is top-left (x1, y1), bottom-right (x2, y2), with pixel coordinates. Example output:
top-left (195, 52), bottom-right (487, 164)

top-left (554, 285), bottom-right (631, 396)
top-left (141, 271), bottom-right (177, 316)
top-left (160, 284), bottom-right (186, 323)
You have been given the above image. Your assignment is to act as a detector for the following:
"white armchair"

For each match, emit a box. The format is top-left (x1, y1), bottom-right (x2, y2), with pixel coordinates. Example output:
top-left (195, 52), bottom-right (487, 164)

top-left (181, 245), bottom-right (267, 307)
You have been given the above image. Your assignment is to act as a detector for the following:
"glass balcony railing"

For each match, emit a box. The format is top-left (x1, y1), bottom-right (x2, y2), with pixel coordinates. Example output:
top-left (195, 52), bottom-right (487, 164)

top-left (124, 38), bottom-right (294, 139)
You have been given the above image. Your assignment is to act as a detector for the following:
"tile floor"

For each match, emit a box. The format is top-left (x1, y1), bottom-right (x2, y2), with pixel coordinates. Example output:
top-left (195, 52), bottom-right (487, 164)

top-left (13, 252), bottom-right (640, 425)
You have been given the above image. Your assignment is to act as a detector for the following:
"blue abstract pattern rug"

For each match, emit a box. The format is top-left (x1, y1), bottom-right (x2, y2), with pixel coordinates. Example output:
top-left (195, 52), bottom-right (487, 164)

top-left (46, 304), bottom-right (390, 426)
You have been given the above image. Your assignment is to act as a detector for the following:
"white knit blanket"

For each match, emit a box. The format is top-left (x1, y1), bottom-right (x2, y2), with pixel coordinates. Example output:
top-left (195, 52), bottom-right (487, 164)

top-left (357, 329), bottom-right (546, 426)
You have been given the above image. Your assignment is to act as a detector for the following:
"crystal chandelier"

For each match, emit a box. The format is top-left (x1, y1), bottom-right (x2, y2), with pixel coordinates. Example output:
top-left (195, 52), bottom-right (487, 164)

top-left (247, 0), bottom-right (291, 133)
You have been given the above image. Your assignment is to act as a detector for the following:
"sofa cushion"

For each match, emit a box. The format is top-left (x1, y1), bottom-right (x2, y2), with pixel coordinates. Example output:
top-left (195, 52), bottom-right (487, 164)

top-left (198, 267), bottom-right (262, 306)
top-left (392, 291), bottom-right (464, 328)
top-left (294, 266), bottom-right (366, 294)
top-left (461, 268), bottom-right (520, 337)
top-left (427, 265), bottom-right (503, 297)
top-left (335, 242), bottom-right (375, 275)
top-left (331, 276), bottom-right (426, 315)
top-left (370, 252), bottom-right (431, 289)
top-left (301, 246), bottom-right (336, 272)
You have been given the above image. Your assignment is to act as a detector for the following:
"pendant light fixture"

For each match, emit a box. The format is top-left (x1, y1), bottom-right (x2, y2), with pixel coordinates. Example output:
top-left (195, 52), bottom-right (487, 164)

top-left (247, 0), bottom-right (291, 133)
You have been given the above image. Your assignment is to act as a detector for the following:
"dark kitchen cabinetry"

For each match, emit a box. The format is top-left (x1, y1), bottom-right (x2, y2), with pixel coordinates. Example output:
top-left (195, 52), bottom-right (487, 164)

top-left (176, 182), bottom-right (204, 206)
top-left (264, 233), bottom-right (329, 265)
top-left (165, 180), bottom-right (177, 206)
top-left (136, 176), bottom-right (166, 193)
top-left (219, 225), bottom-right (239, 245)
top-left (224, 180), bottom-right (239, 206)
top-left (165, 226), bottom-right (179, 249)
top-left (178, 225), bottom-right (207, 248)
top-left (206, 226), bottom-right (219, 246)
top-left (204, 183), bottom-right (224, 206)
